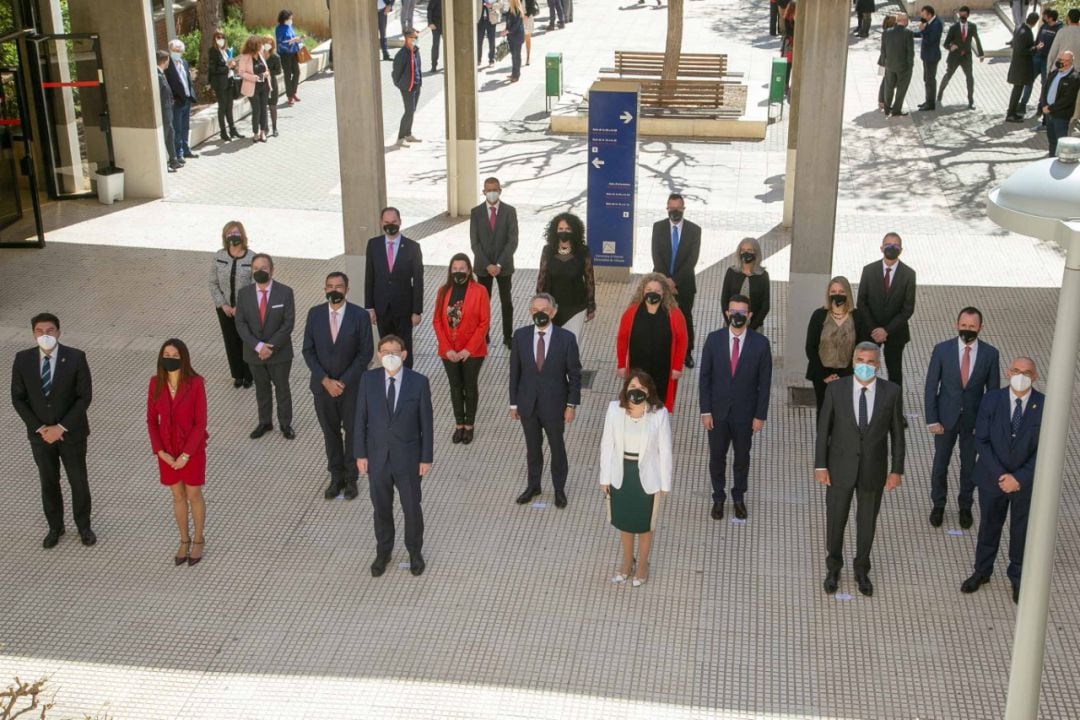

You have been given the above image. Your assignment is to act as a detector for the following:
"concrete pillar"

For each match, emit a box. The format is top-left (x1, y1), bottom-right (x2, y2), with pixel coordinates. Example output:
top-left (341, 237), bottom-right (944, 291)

top-left (784, 0), bottom-right (850, 393)
top-left (781, 0), bottom-right (807, 229)
top-left (69, 0), bottom-right (167, 198)
top-left (329, 0), bottom-right (387, 287)
top-left (40, 0), bottom-right (88, 195)
top-left (444, 0), bottom-right (478, 216)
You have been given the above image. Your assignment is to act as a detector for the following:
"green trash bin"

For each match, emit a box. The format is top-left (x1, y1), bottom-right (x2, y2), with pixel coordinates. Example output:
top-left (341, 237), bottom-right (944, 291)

top-left (769, 57), bottom-right (788, 104)
top-left (546, 52), bottom-right (563, 99)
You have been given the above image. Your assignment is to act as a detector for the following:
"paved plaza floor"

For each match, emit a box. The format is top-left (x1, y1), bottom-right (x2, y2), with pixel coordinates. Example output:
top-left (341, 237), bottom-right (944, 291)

top-left (1, 0), bottom-right (1079, 718)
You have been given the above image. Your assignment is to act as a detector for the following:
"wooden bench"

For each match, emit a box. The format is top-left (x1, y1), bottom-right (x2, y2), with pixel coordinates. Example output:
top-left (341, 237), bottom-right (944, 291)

top-left (636, 79), bottom-right (745, 118)
top-left (610, 51), bottom-right (743, 80)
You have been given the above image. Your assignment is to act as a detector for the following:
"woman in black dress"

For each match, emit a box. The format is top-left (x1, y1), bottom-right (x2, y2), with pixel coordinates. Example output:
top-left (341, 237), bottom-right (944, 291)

top-left (720, 236), bottom-right (770, 331)
top-left (263, 35), bottom-right (282, 137)
top-left (536, 212), bottom-right (596, 345)
top-left (615, 273), bottom-right (688, 413)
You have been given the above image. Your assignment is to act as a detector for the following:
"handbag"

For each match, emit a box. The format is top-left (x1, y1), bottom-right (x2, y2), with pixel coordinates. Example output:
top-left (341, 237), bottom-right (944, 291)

top-left (230, 76), bottom-right (242, 99)
top-left (297, 46), bottom-right (312, 64)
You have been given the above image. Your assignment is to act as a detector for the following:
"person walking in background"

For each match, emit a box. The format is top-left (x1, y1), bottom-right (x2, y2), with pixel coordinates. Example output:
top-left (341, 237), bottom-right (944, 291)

top-left (11, 313), bottom-right (95, 549)
top-left (392, 28), bottom-right (423, 145)
top-left (164, 39), bottom-right (198, 160)
top-left (238, 35), bottom-right (271, 143)
top-left (509, 293), bottom-right (582, 509)
top-left (699, 295), bottom-right (772, 521)
top-left (546, 0), bottom-right (565, 30)
top-left (938, 5), bottom-right (985, 110)
top-left (234, 253), bottom-right (296, 440)
top-left (857, 232), bottom-right (916, 400)
top-left (155, 51), bottom-right (181, 173)
top-left (1039, 51), bottom-right (1080, 157)
top-left (719, 237), bottom-right (770, 332)
top-left (524, 0), bottom-right (539, 65)
top-left (1034, 9), bottom-right (1063, 93)
top-left (1047, 8), bottom-right (1080, 70)
top-left (146, 339), bottom-right (208, 567)
top-left (365, 207), bottom-right (425, 366)
top-left (433, 254), bottom-right (490, 445)
top-left (914, 5), bottom-right (943, 111)
top-left (600, 371), bottom-right (672, 588)
top-left (924, 307), bottom-right (1000, 530)
top-left (302, 272), bottom-right (374, 501)
top-left (877, 14), bottom-right (898, 111)
top-left (276, 9), bottom-right (305, 105)
top-left (207, 29), bottom-right (243, 143)
top-left (355, 335), bottom-right (434, 578)
top-left (1006, 13), bottom-right (1039, 122)
top-left (536, 212), bottom-right (595, 346)
top-left (209, 220), bottom-right (255, 389)
top-left (478, 0), bottom-right (497, 67)
top-left (505, 0), bottom-right (526, 82)
top-left (651, 193), bottom-right (701, 367)
top-left (427, 0), bottom-right (443, 73)
top-left (881, 13), bottom-right (915, 117)
top-left (805, 276), bottom-right (869, 412)
top-left (262, 35), bottom-right (283, 137)
top-left (470, 177), bottom-right (518, 349)
top-left (378, 0), bottom-right (395, 61)
top-left (816, 342), bottom-right (905, 598)
top-left (615, 273), bottom-right (688, 413)
top-left (854, 0), bottom-right (874, 38)
top-left (400, 0), bottom-right (417, 37)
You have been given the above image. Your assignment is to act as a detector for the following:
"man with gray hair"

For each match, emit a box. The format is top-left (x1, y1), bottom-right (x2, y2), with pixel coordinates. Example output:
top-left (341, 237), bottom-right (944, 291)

top-left (163, 39), bottom-right (199, 160)
top-left (1039, 49), bottom-right (1080, 157)
top-left (815, 342), bottom-right (905, 597)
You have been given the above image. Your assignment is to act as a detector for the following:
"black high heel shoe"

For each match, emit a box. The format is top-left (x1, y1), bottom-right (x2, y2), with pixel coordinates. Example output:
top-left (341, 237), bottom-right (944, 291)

top-left (188, 539), bottom-right (205, 566)
top-left (175, 540), bottom-right (191, 566)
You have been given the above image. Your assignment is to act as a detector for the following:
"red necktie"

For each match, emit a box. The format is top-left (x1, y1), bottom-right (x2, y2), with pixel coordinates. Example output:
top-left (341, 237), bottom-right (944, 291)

top-left (536, 331), bottom-right (546, 371)
top-left (387, 241), bottom-right (395, 271)
top-left (489, 206), bottom-right (497, 230)
top-left (884, 266), bottom-right (892, 293)
top-left (258, 289), bottom-right (267, 325)
top-left (961, 346), bottom-right (971, 387)
top-left (730, 336), bottom-right (740, 376)
top-left (408, 49), bottom-right (415, 91)
top-left (961, 23), bottom-right (967, 43)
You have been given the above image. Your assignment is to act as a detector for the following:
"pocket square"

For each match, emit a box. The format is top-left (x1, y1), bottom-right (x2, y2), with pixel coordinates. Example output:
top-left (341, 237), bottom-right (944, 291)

top-left (271, 304), bottom-right (284, 309)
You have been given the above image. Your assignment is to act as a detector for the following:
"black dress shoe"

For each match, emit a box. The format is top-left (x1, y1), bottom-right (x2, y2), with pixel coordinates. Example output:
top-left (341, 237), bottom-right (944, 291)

top-left (958, 508), bottom-right (974, 529)
top-left (219, 132), bottom-right (231, 142)
top-left (554, 489), bottom-right (568, 508)
top-left (683, 355), bottom-right (695, 369)
top-left (890, 111), bottom-right (909, 117)
top-left (961, 573), bottom-right (990, 594)
top-left (855, 573), bottom-right (873, 597)
top-left (324, 481), bottom-right (342, 500)
top-left (710, 502), bottom-right (724, 520)
top-left (967, 102), bottom-right (975, 110)
top-left (1006, 115), bottom-right (1025, 123)
top-left (452, 428), bottom-right (464, 444)
top-left (250, 423), bottom-right (273, 439)
top-left (242, 378), bottom-right (253, 389)
top-left (462, 428), bottom-right (474, 445)
top-left (409, 553), bottom-right (426, 576)
top-left (343, 481), bottom-right (359, 500)
top-left (233, 378), bottom-right (244, 388)
top-left (382, 54), bottom-right (392, 61)
top-left (929, 507), bottom-right (944, 528)
top-left (516, 488), bottom-right (541, 505)
top-left (1012, 584), bottom-right (1020, 604)
top-left (823, 571), bottom-right (840, 594)
top-left (282, 426), bottom-right (296, 440)
top-left (733, 501), bottom-right (747, 520)
top-left (230, 129), bottom-right (245, 139)
top-left (183, 152), bottom-right (199, 159)
top-left (43, 528), bottom-right (65, 549)
top-left (79, 528), bottom-right (97, 547)
top-left (918, 104), bottom-right (936, 111)
top-left (371, 555), bottom-right (390, 577)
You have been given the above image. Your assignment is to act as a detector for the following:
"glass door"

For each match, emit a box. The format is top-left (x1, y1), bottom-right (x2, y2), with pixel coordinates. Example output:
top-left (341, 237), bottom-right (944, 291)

top-left (0, 62), bottom-right (43, 247)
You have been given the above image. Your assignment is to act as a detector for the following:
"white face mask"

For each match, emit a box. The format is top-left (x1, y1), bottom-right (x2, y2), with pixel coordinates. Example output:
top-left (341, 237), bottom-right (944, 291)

top-left (262, 44), bottom-right (271, 52)
top-left (216, 38), bottom-right (225, 47)
top-left (285, 19), bottom-right (293, 26)
top-left (36, 334), bottom-right (57, 352)
top-left (381, 353), bottom-right (403, 373)
top-left (485, 191), bottom-right (500, 204)
top-left (1010, 373), bottom-right (1033, 393)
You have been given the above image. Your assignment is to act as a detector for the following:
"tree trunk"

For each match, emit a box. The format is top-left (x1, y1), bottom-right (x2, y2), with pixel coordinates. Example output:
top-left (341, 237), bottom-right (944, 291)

top-left (661, 0), bottom-right (683, 86)
top-left (196, 0), bottom-right (223, 102)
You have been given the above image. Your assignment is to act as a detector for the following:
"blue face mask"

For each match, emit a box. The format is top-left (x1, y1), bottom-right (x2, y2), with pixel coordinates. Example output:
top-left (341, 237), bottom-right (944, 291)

top-left (170, 52), bottom-right (182, 61)
top-left (853, 363), bottom-right (877, 382)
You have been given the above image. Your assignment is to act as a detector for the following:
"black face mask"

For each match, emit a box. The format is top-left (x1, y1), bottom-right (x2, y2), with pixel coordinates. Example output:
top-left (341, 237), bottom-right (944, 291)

top-left (451, 272), bottom-right (468, 285)
top-left (728, 312), bottom-right (748, 328)
top-left (1055, 60), bottom-right (1065, 70)
top-left (830, 294), bottom-right (847, 306)
top-left (252, 270), bottom-right (270, 284)
top-left (533, 312), bottom-right (551, 327)
top-left (228, 236), bottom-right (242, 246)
top-left (740, 252), bottom-right (756, 264)
top-left (161, 357), bottom-right (182, 372)
top-left (668, 210), bottom-right (683, 222)
top-left (326, 291), bottom-right (345, 304)
top-left (383, 223), bottom-right (400, 236)
top-left (959, 329), bottom-right (979, 344)
top-left (556, 231), bottom-right (574, 243)
top-left (627, 389), bottom-right (648, 405)
top-left (883, 245), bottom-right (901, 261)
top-left (644, 292), bottom-right (662, 305)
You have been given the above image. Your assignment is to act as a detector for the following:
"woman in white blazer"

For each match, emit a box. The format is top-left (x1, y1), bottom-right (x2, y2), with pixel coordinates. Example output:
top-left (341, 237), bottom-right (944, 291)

top-left (600, 369), bottom-right (673, 587)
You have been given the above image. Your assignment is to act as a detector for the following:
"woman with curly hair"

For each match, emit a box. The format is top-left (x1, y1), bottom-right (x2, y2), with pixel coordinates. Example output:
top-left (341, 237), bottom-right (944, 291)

top-left (615, 272), bottom-right (688, 412)
top-left (536, 212), bottom-right (595, 344)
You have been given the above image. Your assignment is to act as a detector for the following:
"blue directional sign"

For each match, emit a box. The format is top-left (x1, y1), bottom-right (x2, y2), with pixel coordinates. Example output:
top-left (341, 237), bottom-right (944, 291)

top-left (587, 82), bottom-right (639, 267)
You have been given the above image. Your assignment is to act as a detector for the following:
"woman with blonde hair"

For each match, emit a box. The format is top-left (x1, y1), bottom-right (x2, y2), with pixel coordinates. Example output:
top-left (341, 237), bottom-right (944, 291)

top-left (209, 220), bottom-right (255, 388)
top-left (504, 0), bottom-right (526, 82)
top-left (720, 237), bottom-right (770, 330)
top-left (804, 275), bottom-right (870, 411)
top-left (615, 272), bottom-right (688, 412)
top-left (237, 35), bottom-right (271, 143)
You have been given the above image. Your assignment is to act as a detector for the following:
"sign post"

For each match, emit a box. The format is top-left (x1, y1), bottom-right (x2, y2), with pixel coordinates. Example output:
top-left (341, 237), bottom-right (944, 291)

top-left (587, 81), bottom-right (639, 282)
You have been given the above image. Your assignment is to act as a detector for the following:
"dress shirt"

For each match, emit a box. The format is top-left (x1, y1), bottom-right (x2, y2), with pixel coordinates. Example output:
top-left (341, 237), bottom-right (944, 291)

top-left (377, 0), bottom-right (390, 9)
top-left (882, 258), bottom-right (899, 279)
top-left (1047, 71), bottom-right (1064, 105)
top-left (384, 368), bottom-right (402, 413)
top-left (1010, 387), bottom-right (1031, 416)
top-left (669, 219), bottom-right (684, 257)
top-left (173, 59), bottom-right (191, 96)
top-left (853, 377), bottom-right (877, 423)
top-left (509, 326), bottom-right (575, 409)
top-left (728, 327), bottom-right (746, 360)
top-left (254, 281), bottom-right (273, 353)
top-left (958, 337), bottom-right (978, 377)
top-left (385, 234), bottom-right (401, 269)
top-left (37, 346), bottom-right (66, 432)
top-left (328, 302), bottom-right (345, 343)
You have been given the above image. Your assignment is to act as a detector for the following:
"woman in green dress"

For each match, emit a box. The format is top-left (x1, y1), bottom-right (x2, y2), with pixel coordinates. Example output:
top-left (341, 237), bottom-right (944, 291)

top-left (599, 370), bottom-right (673, 587)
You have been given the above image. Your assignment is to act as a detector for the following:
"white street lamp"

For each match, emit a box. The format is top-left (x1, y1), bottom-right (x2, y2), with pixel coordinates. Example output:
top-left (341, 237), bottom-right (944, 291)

top-left (986, 136), bottom-right (1080, 720)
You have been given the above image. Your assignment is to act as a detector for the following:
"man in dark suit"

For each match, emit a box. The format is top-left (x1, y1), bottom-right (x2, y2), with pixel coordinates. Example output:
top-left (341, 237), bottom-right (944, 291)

top-left (961, 357), bottom-right (1043, 604)
top-left (391, 28), bottom-right (423, 144)
top-left (355, 335), bottom-right (434, 577)
top-left (510, 293), bottom-right (582, 508)
top-left (924, 307), bottom-right (1000, 529)
top-left (651, 193), bottom-right (701, 367)
top-left (914, 5), bottom-right (944, 110)
top-left (365, 206), bottom-right (424, 368)
top-left (857, 232), bottom-right (916, 397)
top-left (470, 177), bottom-right (519, 349)
top-left (816, 342), bottom-right (905, 597)
top-left (163, 39), bottom-right (198, 159)
top-left (302, 272), bottom-right (374, 501)
top-left (235, 253), bottom-right (296, 439)
top-left (1006, 13), bottom-right (1039, 122)
top-left (937, 5), bottom-right (985, 109)
top-left (1039, 50), bottom-right (1080, 157)
top-left (155, 51), bottom-right (181, 173)
top-left (881, 14), bottom-right (915, 117)
top-left (10, 313), bottom-right (96, 548)
top-left (699, 294), bottom-right (772, 521)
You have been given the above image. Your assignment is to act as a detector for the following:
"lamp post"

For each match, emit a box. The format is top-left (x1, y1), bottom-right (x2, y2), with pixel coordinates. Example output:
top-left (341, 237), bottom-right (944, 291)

top-left (986, 136), bottom-right (1080, 719)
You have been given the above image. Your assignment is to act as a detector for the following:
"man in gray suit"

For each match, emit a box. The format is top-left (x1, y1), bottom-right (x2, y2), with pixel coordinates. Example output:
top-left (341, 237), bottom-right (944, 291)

top-left (235, 253), bottom-right (297, 440)
top-left (815, 342), bottom-right (906, 597)
top-left (470, 177), bottom-right (519, 349)
top-left (882, 13), bottom-right (916, 117)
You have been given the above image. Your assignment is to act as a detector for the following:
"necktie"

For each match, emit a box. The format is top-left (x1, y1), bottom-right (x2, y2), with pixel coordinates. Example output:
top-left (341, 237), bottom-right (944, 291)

top-left (258, 289), bottom-right (268, 325)
top-left (859, 387), bottom-right (869, 432)
top-left (730, 336), bottom-right (740, 376)
top-left (670, 225), bottom-right (680, 276)
top-left (961, 23), bottom-right (967, 43)
top-left (960, 346), bottom-right (971, 387)
top-left (41, 355), bottom-right (52, 397)
top-left (408, 49), bottom-right (416, 91)
top-left (489, 206), bottom-right (497, 230)
top-left (387, 376), bottom-right (397, 416)
top-left (1011, 398), bottom-right (1023, 436)
top-left (536, 331), bottom-right (546, 372)
top-left (387, 241), bottom-right (395, 271)
top-left (330, 309), bottom-right (339, 343)
top-left (883, 266), bottom-right (892, 293)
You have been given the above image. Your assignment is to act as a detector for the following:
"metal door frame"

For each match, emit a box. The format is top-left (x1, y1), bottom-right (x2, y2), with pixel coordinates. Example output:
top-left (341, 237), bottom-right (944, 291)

top-left (0, 28), bottom-right (44, 248)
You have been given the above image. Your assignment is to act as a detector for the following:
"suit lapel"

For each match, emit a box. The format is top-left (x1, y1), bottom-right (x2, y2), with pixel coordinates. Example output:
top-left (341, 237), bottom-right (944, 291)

top-left (47, 346), bottom-right (66, 390)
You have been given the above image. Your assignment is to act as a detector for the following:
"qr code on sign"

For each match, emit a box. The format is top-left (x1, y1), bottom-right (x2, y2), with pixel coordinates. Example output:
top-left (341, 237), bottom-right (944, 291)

top-left (603, 242), bottom-right (616, 254)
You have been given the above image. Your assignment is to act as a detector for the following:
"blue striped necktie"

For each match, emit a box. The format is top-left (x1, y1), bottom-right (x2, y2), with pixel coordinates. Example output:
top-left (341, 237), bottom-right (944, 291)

top-left (41, 355), bottom-right (52, 396)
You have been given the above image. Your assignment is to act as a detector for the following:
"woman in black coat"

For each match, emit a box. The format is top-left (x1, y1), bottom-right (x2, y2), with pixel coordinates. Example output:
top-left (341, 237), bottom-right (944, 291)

top-left (855, 0), bottom-right (876, 38)
top-left (207, 30), bottom-right (242, 142)
top-left (804, 275), bottom-right (870, 411)
top-left (263, 35), bottom-right (283, 137)
top-left (1006, 15), bottom-right (1037, 120)
top-left (719, 237), bottom-right (770, 331)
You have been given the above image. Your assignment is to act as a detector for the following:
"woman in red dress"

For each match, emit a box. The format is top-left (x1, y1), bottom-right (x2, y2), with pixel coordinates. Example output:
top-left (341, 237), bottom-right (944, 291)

top-left (146, 339), bottom-right (209, 566)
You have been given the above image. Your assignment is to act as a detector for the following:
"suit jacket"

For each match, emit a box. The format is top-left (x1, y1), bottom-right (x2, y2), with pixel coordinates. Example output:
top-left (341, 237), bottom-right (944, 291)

top-left (923, 339), bottom-right (1000, 432)
top-left (914, 16), bottom-right (943, 62)
top-left (720, 268), bottom-right (771, 330)
top-left (146, 375), bottom-right (208, 458)
top-left (974, 388), bottom-right (1044, 496)
top-left (391, 46), bottom-right (422, 92)
top-left (856, 259), bottom-right (916, 344)
top-left (156, 69), bottom-right (173, 122)
top-left (432, 281), bottom-right (490, 358)
top-left (237, 53), bottom-right (270, 98)
top-left (1008, 25), bottom-right (1036, 86)
top-left (234, 281), bottom-right (296, 365)
top-left (207, 46), bottom-right (232, 83)
top-left (11, 345), bottom-right (93, 441)
top-left (509, 324), bottom-right (582, 420)
top-left (815, 376), bottom-right (906, 484)
top-left (470, 202), bottom-right (519, 275)
top-left (882, 26), bottom-right (915, 73)
top-left (353, 367), bottom-right (434, 479)
top-left (651, 219), bottom-right (701, 295)
top-left (365, 234), bottom-right (424, 318)
top-left (301, 302), bottom-right (374, 395)
top-left (164, 58), bottom-right (197, 103)
top-left (598, 402), bottom-right (673, 493)
top-left (943, 20), bottom-right (984, 59)
top-left (1040, 67), bottom-right (1080, 119)
top-left (699, 328), bottom-right (772, 423)
top-left (427, 0), bottom-right (443, 30)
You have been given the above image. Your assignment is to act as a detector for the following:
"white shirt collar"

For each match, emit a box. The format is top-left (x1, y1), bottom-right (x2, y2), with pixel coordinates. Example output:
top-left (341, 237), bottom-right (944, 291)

top-left (1010, 388), bottom-right (1031, 415)
top-left (883, 259), bottom-right (899, 274)
top-left (256, 280), bottom-right (274, 295)
top-left (39, 345), bottom-right (58, 363)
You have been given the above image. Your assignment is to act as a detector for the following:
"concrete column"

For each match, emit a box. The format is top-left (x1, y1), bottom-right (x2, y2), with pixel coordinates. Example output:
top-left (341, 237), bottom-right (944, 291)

top-left (40, 0), bottom-right (88, 195)
top-left (444, 0), bottom-right (478, 216)
top-left (329, 0), bottom-right (387, 287)
top-left (781, 0), bottom-right (807, 229)
top-left (69, 0), bottom-right (166, 198)
top-left (784, 0), bottom-right (850, 393)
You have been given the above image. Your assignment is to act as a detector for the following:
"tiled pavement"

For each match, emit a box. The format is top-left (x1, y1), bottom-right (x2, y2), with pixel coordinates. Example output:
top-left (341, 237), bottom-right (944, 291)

top-left (1, 1), bottom-right (1079, 719)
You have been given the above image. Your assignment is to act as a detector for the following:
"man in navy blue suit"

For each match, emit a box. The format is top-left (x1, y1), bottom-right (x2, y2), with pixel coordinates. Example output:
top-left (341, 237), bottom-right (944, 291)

top-left (699, 294), bottom-right (772, 520)
top-left (914, 5), bottom-right (944, 110)
top-left (924, 307), bottom-right (1000, 529)
top-left (365, 207), bottom-right (424, 368)
top-left (303, 272), bottom-right (374, 502)
top-left (961, 357), bottom-right (1043, 604)
top-left (509, 293), bottom-right (582, 509)
top-left (354, 335), bottom-right (434, 577)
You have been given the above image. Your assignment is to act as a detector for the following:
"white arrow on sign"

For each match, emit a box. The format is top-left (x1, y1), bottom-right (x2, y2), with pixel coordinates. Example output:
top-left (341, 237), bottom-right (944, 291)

top-left (591, 157), bottom-right (605, 169)
top-left (620, 111), bottom-right (633, 124)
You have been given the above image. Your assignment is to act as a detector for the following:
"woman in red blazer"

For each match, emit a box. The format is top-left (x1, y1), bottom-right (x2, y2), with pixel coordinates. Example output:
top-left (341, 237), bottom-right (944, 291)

top-left (433, 253), bottom-right (490, 444)
top-left (146, 339), bottom-right (209, 566)
top-left (616, 273), bottom-right (688, 413)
